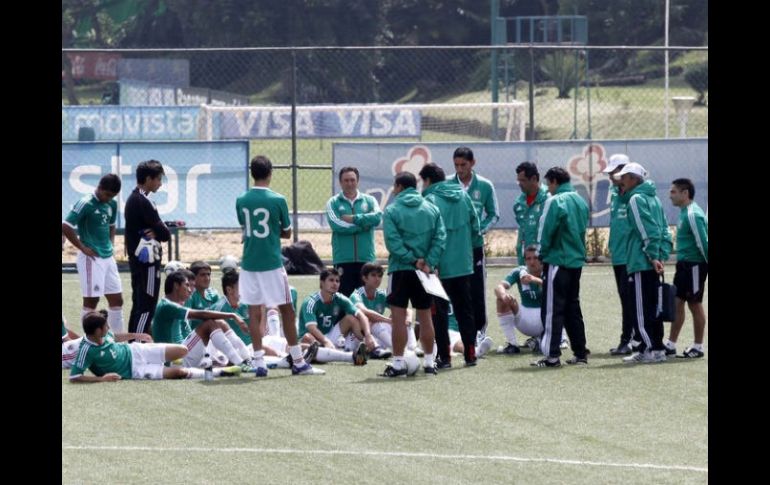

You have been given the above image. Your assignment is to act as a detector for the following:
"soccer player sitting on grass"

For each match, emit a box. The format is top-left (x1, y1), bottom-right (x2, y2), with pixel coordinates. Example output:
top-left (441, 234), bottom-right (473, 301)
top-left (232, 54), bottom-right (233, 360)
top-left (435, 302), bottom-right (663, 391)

top-left (349, 263), bottom-right (396, 359)
top-left (69, 311), bottom-right (240, 382)
top-left (298, 269), bottom-right (371, 366)
top-left (62, 315), bottom-right (81, 369)
top-left (495, 245), bottom-right (568, 355)
top-left (151, 270), bottom-right (253, 372)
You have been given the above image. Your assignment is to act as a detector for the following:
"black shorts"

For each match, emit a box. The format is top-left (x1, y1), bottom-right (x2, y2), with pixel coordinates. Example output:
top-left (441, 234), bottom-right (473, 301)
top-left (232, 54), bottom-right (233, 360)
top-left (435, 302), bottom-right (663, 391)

top-left (673, 261), bottom-right (708, 303)
top-left (387, 270), bottom-right (433, 309)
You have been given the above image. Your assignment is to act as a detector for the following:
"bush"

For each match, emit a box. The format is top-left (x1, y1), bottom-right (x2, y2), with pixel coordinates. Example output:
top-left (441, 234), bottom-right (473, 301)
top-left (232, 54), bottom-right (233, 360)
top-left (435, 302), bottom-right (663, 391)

top-left (684, 62), bottom-right (708, 106)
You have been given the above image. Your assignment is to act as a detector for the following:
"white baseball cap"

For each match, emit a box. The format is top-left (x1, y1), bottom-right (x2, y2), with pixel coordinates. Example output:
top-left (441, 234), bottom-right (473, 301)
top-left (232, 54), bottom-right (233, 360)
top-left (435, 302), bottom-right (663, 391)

top-left (616, 162), bottom-right (648, 178)
top-left (602, 153), bottom-right (631, 173)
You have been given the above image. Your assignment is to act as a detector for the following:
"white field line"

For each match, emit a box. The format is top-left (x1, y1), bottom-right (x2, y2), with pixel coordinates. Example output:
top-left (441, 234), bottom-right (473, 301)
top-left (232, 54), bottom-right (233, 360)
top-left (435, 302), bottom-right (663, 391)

top-left (62, 445), bottom-right (707, 473)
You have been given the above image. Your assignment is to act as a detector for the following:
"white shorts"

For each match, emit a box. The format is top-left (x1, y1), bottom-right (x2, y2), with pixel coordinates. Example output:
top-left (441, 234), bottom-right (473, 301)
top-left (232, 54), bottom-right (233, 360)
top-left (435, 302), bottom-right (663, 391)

top-left (62, 338), bottom-right (83, 369)
top-left (129, 343), bottom-right (168, 380)
top-left (239, 267), bottom-right (293, 307)
top-left (182, 332), bottom-right (207, 368)
top-left (448, 329), bottom-right (462, 350)
top-left (76, 252), bottom-right (122, 298)
top-left (515, 306), bottom-right (543, 337)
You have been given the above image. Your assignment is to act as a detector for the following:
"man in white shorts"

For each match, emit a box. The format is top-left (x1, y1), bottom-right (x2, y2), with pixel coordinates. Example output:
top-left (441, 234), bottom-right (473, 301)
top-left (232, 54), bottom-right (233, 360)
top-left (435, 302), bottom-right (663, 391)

top-left (494, 245), bottom-right (567, 354)
top-left (69, 312), bottom-right (240, 382)
top-left (236, 155), bottom-right (323, 377)
top-left (62, 173), bottom-right (125, 332)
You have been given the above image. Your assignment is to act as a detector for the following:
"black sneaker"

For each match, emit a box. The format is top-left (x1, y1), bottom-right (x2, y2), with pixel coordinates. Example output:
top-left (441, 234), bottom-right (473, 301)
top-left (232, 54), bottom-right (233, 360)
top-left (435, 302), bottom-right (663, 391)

top-left (566, 356), bottom-right (588, 365)
top-left (381, 364), bottom-right (408, 378)
top-left (530, 357), bottom-right (561, 368)
top-left (353, 342), bottom-right (368, 366)
top-left (500, 343), bottom-right (521, 354)
top-left (677, 347), bottom-right (704, 359)
top-left (423, 365), bottom-right (438, 375)
top-left (435, 357), bottom-right (452, 369)
top-left (304, 341), bottom-right (320, 363)
top-left (369, 347), bottom-right (392, 359)
top-left (664, 345), bottom-right (677, 356)
top-left (610, 342), bottom-right (632, 355)
top-left (465, 358), bottom-right (478, 367)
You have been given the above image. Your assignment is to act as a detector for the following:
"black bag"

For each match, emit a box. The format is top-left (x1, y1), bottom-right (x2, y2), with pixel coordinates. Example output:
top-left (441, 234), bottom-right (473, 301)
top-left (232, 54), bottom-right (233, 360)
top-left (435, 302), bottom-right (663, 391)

top-left (281, 240), bottom-right (326, 275)
top-left (658, 274), bottom-right (677, 322)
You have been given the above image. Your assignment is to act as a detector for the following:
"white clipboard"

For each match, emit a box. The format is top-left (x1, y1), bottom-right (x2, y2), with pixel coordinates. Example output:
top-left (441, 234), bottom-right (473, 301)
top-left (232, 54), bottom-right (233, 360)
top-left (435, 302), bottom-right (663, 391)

top-left (415, 270), bottom-right (450, 301)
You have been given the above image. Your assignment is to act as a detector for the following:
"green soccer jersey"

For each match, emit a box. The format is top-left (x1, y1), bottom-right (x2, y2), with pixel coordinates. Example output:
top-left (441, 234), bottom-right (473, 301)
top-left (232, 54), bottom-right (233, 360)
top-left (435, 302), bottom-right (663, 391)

top-left (151, 298), bottom-right (193, 344)
top-left (185, 288), bottom-right (221, 330)
top-left (236, 187), bottom-right (291, 272)
top-left (209, 298), bottom-right (251, 345)
top-left (504, 266), bottom-right (543, 309)
top-left (299, 292), bottom-right (358, 337)
top-left (349, 286), bottom-right (388, 315)
top-left (69, 331), bottom-right (132, 379)
top-left (64, 193), bottom-right (118, 258)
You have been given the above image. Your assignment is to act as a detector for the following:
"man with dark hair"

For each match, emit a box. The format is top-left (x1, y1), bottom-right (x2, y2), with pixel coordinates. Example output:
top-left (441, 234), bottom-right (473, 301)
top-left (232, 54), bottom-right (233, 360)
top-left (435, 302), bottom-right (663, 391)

top-left (236, 155), bottom-right (323, 376)
top-left (62, 173), bottom-right (125, 332)
top-left (349, 263), bottom-right (396, 358)
top-left (616, 162), bottom-right (672, 364)
top-left (513, 161), bottom-right (549, 266)
top-left (326, 166), bottom-right (382, 296)
top-left (602, 154), bottom-right (636, 356)
top-left (185, 261), bottom-right (221, 330)
top-left (448, 147), bottom-right (499, 343)
top-left (381, 171), bottom-right (446, 376)
top-left (419, 163), bottom-right (479, 368)
top-left (125, 160), bottom-right (171, 337)
top-left (665, 177), bottom-right (708, 358)
top-left (531, 167), bottom-right (590, 368)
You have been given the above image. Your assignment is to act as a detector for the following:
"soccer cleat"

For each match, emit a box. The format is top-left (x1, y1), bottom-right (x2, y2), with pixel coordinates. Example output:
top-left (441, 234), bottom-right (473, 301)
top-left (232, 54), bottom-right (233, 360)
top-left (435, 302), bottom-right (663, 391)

top-left (380, 363), bottom-right (408, 378)
top-left (565, 356), bottom-right (588, 365)
top-left (239, 360), bottom-right (254, 373)
top-left (677, 347), bottom-right (704, 359)
top-left (623, 351), bottom-right (664, 364)
top-left (498, 343), bottom-right (521, 355)
top-left (465, 358), bottom-right (478, 367)
top-left (254, 366), bottom-right (269, 377)
top-left (369, 347), bottom-right (392, 359)
top-left (353, 342), bottom-right (369, 366)
top-left (664, 342), bottom-right (678, 356)
top-left (423, 364), bottom-right (438, 375)
top-left (292, 362), bottom-right (326, 375)
top-left (435, 357), bottom-right (452, 370)
top-left (610, 342), bottom-right (633, 355)
top-left (524, 337), bottom-right (540, 352)
top-left (530, 357), bottom-right (561, 368)
top-left (304, 341), bottom-right (320, 364)
top-left (216, 365), bottom-right (242, 377)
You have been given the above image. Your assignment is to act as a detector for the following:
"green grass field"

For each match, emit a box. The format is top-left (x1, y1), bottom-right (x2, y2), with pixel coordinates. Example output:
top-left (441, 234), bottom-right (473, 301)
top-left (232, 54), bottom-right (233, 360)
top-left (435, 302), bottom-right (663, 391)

top-left (62, 266), bottom-right (708, 484)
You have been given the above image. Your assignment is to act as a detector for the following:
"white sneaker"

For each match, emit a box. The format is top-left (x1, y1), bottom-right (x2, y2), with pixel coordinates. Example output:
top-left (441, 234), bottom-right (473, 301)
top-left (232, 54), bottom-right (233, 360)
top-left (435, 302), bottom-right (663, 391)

top-left (622, 351), bottom-right (657, 364)
top-left (476, 336), bottom-right (494, 357)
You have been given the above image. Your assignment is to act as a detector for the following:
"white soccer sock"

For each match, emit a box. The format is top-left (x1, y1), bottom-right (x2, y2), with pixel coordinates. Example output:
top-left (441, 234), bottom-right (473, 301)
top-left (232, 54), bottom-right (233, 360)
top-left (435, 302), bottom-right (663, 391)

top-left (391, 356), bottom-right (406, 370)
top-left (266, 308), bottom-right (281, 336)
top-left (210, 329), bottom-right (243, 365)
top-left (371, 323), bottom-right (392, 349)
top-left (315, 347), bottom-right (353, 363)
top-left (423, 354), bottom-right (434, 368)
top-left (664, 339), bottom-right (677, 349)
top-left (406, 323), bottom-right (417, 350)
top-left (224, 329), bottom-right (251, 361)
top-left (185, 368), bottom-right (205, 379)
top-left (288, 345), bottom-right (305, 366)
top-left (498, 312), bottom-right (518, 345)
top-left (691, 342), bottom-right (703, 351)
top-left (107, 307), bottom-right (124, 333)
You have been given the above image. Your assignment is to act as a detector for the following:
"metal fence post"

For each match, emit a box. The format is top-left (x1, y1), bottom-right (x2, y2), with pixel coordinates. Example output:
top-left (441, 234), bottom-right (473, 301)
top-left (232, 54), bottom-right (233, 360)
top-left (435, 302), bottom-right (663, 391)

top-left (291, 49), bottom-right (299, 242)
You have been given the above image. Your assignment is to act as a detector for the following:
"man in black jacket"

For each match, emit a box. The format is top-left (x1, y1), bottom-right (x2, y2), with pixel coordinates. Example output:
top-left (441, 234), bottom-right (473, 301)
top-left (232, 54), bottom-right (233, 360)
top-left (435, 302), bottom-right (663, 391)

top-left (125, 160), bottom-right (171, 336)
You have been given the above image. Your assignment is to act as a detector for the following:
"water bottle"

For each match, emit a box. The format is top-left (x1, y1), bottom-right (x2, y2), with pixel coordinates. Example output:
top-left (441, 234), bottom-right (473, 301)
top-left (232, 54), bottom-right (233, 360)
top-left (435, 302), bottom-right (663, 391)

top-left (520, 268), bottom-right (531, 291)
top-left (202, 353), bottom-right (214, 381)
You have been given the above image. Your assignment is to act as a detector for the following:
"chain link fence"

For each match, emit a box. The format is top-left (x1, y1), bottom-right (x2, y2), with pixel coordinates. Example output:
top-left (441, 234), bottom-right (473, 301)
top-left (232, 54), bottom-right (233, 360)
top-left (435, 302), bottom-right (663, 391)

top-left (62, 45), bottom-right (707, 265)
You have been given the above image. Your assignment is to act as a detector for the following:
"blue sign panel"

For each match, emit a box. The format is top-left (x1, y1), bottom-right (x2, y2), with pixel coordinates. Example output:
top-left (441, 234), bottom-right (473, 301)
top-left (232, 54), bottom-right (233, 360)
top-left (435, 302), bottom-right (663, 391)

top-left (62, 142), bottom-right (248, 228)
top-left (62, 106), bottom-right (201, 141)
top-left (333, 139), bottom-right (708, 228)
